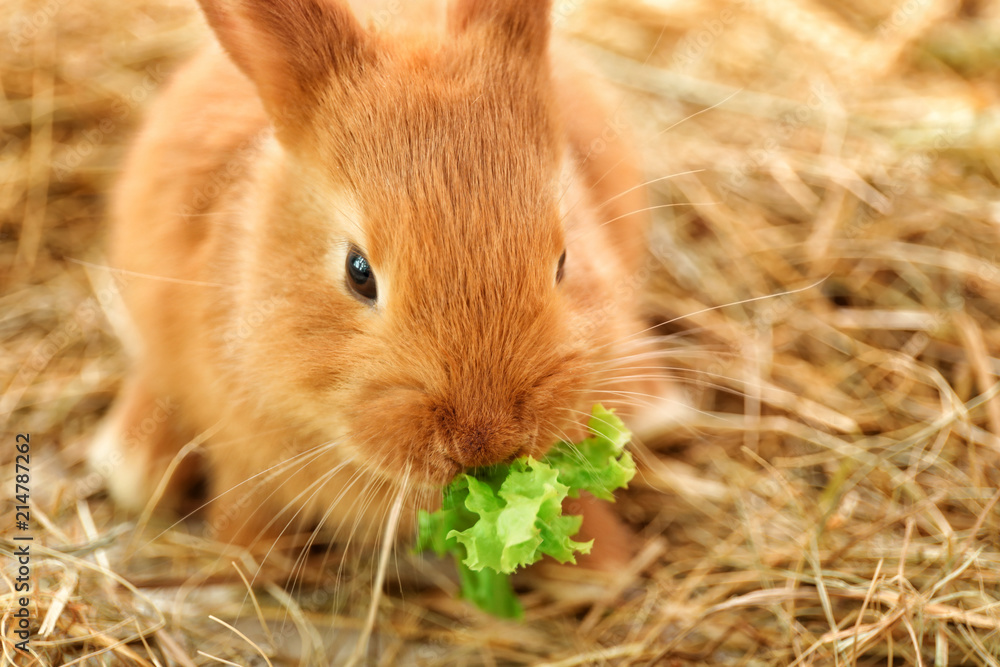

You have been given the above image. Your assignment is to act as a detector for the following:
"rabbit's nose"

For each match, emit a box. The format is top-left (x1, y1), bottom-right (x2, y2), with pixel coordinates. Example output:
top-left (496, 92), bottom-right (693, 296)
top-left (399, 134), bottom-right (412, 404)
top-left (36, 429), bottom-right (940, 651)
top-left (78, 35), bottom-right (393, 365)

top-left (448, 427), bottom-right (524, 469)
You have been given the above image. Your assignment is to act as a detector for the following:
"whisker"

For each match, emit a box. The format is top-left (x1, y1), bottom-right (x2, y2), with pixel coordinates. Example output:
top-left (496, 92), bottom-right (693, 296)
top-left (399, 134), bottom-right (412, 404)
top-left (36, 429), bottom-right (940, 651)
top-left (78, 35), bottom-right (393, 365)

top-left (344, 469), bottom-right (409, 667)
top-left (129, 419), bottom-right (225, 554)
top-left (133, 437), bottom-right (338, 550)
top-left (653, 87), bottom-right (745, 140)
top-left (67, 257), bottom-right (228, 287)
top-left (583, 359), bottom-right (727, 373)
top-left (563, 169), bottom-right (707, 244)
top-left (653, 279), bottom-right (825, 328)
top-left (594, 201), bottom-right (718, 232)
top-left (248, 462), bottom-right (351, 588)
top-left (332, 453), bottom-right (394, 591)
top-left (587, 365), bottom-right (753, 388)
top-left (588, 277), bottom-right (828, 356)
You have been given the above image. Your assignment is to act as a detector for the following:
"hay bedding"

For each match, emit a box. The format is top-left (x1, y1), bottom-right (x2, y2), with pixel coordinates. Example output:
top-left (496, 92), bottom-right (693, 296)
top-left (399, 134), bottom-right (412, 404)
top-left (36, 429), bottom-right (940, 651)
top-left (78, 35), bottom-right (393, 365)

top-left (2, 0), bottom-right (999, 664)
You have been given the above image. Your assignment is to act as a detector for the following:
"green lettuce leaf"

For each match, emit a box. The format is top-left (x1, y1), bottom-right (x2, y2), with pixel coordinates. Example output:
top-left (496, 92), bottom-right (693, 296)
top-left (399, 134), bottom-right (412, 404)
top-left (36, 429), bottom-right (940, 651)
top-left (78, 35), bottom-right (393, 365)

top-left (416, 404), bottom-right (635, 618)
top-left (542, 404), bottom-right (635, 502)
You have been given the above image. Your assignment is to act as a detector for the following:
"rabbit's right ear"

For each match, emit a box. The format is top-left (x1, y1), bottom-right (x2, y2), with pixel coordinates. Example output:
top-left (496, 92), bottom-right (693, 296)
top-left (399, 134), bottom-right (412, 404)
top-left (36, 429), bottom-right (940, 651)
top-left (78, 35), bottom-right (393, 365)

top-left (449, 0), bottom-right (552, 58)
top-left (197, 0), bottom-right (371, 126)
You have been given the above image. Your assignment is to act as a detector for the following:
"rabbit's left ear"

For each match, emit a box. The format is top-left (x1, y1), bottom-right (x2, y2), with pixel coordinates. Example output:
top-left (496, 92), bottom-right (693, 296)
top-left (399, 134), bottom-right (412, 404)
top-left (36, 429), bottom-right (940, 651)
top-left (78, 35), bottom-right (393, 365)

top-left (448, 0), bottom-right (552, 58)
top-left (197, 0), bottom-right (373, 126)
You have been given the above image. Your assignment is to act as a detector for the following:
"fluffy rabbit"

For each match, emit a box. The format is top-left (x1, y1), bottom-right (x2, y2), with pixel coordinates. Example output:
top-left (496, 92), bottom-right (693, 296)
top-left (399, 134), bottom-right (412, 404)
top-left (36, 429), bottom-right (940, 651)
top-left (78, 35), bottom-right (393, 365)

top-left (91, 0), bottom-right (680, 563)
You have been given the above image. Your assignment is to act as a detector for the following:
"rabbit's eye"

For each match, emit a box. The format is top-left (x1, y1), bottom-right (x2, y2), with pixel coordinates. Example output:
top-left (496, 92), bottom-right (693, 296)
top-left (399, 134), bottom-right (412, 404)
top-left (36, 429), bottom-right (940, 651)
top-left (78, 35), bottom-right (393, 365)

top-left (556, 250), bottom-right (566, 284)
top-left (346, 247), bottom-right (377, 303)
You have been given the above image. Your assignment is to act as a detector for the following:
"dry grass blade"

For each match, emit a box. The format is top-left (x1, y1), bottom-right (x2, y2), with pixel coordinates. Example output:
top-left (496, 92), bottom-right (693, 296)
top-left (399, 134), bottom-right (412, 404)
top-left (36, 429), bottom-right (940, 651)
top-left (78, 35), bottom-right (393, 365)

top-left (3, 0), bottom-right (1000, 664)
top-left (208, 615), bottom-right (274, 667)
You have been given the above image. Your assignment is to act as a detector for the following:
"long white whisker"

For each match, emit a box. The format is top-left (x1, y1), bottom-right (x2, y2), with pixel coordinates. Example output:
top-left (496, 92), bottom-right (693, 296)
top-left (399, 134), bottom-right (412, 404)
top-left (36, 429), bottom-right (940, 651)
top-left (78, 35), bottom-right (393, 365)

top-left (565, 169), bottom-right (707, 245)
top-left (247, 461), bottom-right (351, 584)
top-left (344, 470), bottom-right (409, 667)
top-left (589, 277), bottom-right (828, 356)
top-left (135, 437), bottom-right (337, 549)
top-left (67, 257), bottom-right (228, 287)
top-left (595, 201), bottom-right (718, 232)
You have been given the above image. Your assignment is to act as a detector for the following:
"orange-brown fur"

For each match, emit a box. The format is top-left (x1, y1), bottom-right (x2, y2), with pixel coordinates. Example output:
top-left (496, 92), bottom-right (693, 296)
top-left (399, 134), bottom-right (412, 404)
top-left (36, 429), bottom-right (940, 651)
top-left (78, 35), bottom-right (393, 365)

top-left (96, 0), bottom-right (664, 557)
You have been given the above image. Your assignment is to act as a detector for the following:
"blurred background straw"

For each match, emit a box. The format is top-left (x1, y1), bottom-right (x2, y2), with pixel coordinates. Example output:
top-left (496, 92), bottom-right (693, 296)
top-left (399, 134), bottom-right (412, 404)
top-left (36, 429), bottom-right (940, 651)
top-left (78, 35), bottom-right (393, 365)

top-left (2, 0), bottom-right (1000, 664)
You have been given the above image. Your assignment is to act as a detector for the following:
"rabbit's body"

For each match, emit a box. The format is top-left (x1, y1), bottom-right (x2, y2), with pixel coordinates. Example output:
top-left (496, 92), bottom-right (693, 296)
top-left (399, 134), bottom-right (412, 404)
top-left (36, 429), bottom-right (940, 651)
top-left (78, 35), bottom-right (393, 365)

top-left (92, 0), bottom-right (675, 556)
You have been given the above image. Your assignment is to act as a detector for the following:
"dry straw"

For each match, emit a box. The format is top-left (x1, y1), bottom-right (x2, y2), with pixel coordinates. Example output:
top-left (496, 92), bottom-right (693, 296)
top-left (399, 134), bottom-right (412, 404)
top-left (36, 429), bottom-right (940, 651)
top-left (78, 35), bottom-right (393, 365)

top-left (2, 0), bottom-right (999, 664)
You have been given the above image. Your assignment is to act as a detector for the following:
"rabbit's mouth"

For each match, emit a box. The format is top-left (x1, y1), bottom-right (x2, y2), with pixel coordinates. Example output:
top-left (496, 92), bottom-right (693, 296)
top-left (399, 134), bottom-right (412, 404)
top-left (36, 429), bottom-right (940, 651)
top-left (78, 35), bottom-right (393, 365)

top-left (418, 456), bottom-right (466, 489)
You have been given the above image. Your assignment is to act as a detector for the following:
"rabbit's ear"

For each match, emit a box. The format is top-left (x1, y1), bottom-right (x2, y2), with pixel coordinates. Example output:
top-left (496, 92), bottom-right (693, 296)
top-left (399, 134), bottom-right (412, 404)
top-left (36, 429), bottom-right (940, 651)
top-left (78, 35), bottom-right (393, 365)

top-left (197, 0), bottom-right (371, 125)
top-left (449, 0), bottom-right (552, 58)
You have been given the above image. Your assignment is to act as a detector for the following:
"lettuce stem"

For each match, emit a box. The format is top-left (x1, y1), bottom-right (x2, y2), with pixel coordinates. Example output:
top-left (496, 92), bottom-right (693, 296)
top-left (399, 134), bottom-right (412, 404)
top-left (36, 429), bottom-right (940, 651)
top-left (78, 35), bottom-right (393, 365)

top-left (456, 555), bottom-right (524, 619)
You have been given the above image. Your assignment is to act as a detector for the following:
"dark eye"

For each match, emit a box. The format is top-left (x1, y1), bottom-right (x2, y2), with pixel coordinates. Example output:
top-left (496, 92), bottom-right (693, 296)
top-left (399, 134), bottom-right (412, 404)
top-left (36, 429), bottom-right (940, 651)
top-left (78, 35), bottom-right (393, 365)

top-left (556, 250), bottom-right (566, 284)
top-left (346, 247), bottom-right (377, 303)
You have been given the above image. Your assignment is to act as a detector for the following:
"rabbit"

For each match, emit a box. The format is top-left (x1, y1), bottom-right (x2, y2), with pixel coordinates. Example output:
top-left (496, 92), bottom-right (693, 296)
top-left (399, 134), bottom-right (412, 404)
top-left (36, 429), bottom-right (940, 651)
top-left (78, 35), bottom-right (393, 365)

top-left (89, 0), bottom-right (684, 567)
